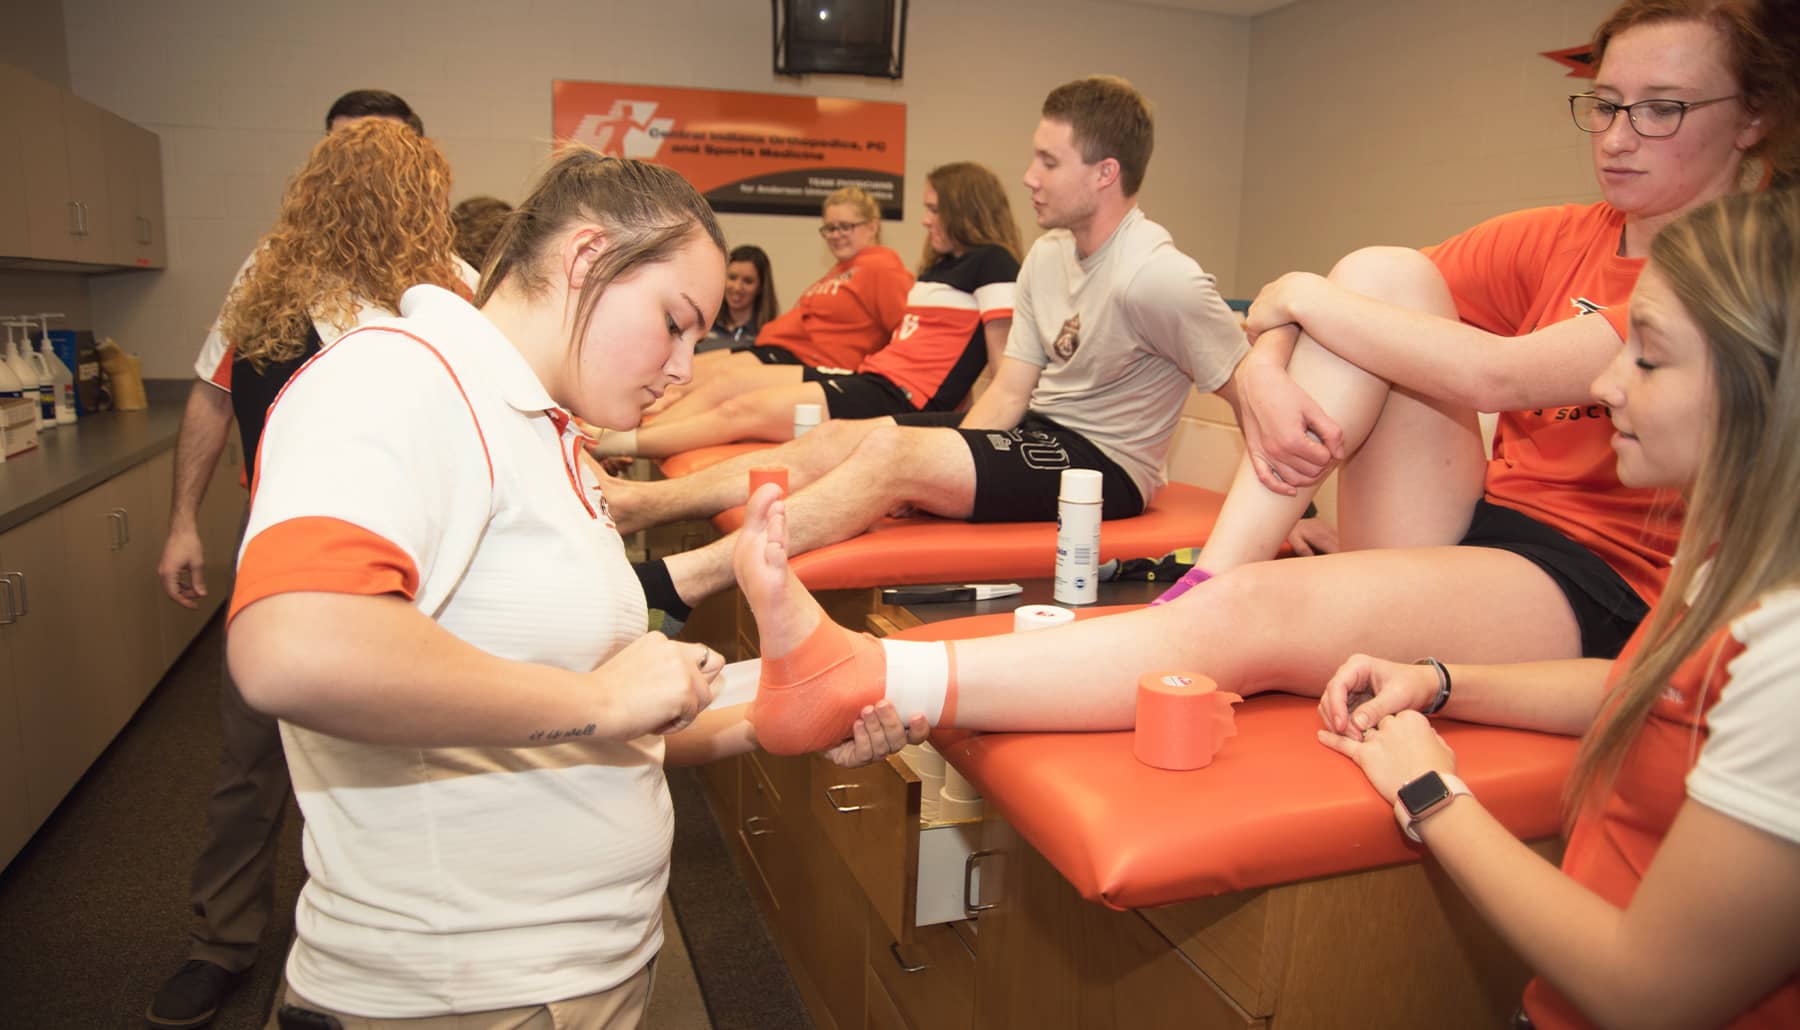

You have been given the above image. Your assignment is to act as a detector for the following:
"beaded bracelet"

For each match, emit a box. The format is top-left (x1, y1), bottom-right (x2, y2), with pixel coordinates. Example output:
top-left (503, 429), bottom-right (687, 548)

top-left (1415, 656), bottom-right (1452, 715)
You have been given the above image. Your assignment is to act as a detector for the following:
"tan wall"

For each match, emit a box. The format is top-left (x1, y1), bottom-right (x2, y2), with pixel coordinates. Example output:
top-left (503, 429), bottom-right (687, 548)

top-left (1164, 0), bottom-right (1619, 512)
top-left (61, 0), bottom-right (1250, 379)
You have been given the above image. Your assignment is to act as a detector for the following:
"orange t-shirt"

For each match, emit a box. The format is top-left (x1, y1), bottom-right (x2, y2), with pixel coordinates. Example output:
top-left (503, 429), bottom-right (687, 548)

top-left (1524, 594), bottom-right (1800, 1028)
top-left (754, 245), bottom-right (912, 370)
top-left (1427, 202), bottom-right (1680, 605)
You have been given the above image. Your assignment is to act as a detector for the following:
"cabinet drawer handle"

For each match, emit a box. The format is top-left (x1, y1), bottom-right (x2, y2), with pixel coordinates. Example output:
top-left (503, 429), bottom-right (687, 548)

top-left (106, 510), bottom-right (125, 550)
top-left (5, 572), bottom-right (24, 616)
top-left (68, 201), bottom-right (81, 235)
top-left (889, 941), bottom-right (929, 974)
top-left (823, 784), bottom-right (865, 813)
top-left (964, 849), bottom-right (999, 915)
top-left (743, 815), bottom-right (775, 838)
top-left (0, 577), bottom-right (14, 625)
top-left (120, 507), bottom-right (132, 544)
top-left (138, 216), bottom-right (152, 245)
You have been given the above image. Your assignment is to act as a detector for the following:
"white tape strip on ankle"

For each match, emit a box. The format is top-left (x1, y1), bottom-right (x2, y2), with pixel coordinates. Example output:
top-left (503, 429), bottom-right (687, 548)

top-left (882, 639), bottom-right (950, 725)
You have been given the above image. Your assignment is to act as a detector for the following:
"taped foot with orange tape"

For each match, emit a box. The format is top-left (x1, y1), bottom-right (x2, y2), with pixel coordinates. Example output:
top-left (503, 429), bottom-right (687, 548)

top-left (737, 481), bottom-right (951, 754)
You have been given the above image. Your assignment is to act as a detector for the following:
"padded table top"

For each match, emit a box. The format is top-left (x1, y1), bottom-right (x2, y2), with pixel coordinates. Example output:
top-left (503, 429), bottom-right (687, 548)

top-left (894, 609), bottom-right (1578, 910)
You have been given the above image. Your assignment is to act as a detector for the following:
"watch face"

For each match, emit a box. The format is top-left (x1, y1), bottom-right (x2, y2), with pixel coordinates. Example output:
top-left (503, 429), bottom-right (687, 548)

top-left (1398, 772), bottom-right (1451, 817)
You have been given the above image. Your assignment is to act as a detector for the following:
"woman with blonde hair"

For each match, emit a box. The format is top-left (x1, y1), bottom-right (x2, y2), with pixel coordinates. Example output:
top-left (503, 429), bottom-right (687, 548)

top-left (1317, 187), bottom-right (1800, 1029)
top-left (645, 184), bottom-right (913, 423)
top-left (226, 147), bottom-right (917, 1027)
top-left (594, 162), bottom-right (1021, 458)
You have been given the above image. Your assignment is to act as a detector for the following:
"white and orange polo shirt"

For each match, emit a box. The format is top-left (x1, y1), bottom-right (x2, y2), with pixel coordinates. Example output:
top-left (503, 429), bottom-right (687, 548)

top-left (229, 284), bottom-right (666, 1017)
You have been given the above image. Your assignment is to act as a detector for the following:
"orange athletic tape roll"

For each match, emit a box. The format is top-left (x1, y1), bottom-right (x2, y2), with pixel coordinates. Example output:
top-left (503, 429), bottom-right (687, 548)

top-left (748, 465), bottom-right (789, 499)
top-left (1133, 672), bottom-right (1242, 771)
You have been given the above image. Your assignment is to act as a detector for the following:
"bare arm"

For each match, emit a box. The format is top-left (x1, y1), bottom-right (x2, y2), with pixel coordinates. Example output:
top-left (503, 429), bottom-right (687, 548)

top-left (228, 591), bottom-right (719, 747)
top-left (157, 380), bottom-right (235, 607)
top-left (981, 317), bottom-right (1011, 376)
top-left (1319, 654), bottom-right (1614, 737)
top-left (1330, 715), bottom-right (1800, 1030)
top-left (960, 355), bottom-right (1040, 432)
top-left (1250, 271), bottom-right (1622, 412)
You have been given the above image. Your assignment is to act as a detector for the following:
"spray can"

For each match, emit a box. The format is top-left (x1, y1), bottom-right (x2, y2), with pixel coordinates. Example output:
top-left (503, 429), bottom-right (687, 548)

top-left (29, 338), bottom-right (55, 429)
top-left (1054, 468), bottom-right (1103, 605)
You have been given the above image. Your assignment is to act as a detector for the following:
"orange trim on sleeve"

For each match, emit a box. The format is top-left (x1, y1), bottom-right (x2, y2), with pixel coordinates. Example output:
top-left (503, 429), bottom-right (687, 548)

top-left (208, 348), bottom-right (234, 390)
top-left (979, 307), bottom-right (1015, 324)
top-left (228, 516), bottom-right (419, 624)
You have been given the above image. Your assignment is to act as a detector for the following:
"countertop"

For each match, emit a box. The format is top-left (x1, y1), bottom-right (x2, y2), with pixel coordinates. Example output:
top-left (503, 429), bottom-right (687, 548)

top-left (0, 380), bottom-right (191, 535)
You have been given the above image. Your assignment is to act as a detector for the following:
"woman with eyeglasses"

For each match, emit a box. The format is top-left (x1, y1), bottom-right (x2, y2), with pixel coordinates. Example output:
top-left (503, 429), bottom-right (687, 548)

top-left (719, 0), bottom-right (1800, 772)
top-left (652, 186), bottom-right (912, 422)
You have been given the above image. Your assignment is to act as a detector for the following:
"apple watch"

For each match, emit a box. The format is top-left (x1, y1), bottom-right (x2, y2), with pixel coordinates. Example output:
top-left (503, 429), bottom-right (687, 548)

top-left (1393, 770), bottom-right (1471, 842)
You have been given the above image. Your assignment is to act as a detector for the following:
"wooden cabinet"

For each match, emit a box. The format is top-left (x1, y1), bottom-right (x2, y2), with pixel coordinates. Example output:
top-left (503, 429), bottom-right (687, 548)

top-left (0, 65), bottom-right (34, 257)
top-left (103, 107), bottom-right (167, 269)
top-left (0, 442), bottom-right (238, 871)
top-left (0, 61), bottom-right (166, 270)
top-left (0, 503), bottom-right (83, 837)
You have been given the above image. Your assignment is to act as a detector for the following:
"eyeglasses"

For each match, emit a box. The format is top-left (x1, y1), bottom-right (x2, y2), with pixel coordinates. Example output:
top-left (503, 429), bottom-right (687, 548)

top-left (1568, 93), bottom-right (1738, 138)
top-left (819, 220), bottom-right (869, 237)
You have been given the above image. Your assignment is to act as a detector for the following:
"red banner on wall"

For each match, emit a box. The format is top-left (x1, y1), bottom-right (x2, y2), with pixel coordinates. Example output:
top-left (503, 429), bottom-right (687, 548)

top-left (551, 81), bottom-right (907, 218)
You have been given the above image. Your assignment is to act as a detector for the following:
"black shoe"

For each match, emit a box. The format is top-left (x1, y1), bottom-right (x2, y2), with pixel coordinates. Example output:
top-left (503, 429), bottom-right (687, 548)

top-left (146, 960), bottom-right (240, 1028)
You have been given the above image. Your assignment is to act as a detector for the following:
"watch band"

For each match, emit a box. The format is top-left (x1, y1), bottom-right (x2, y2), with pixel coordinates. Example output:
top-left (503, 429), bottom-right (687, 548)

top-left (1394, 772), bottom-right (1471, 843)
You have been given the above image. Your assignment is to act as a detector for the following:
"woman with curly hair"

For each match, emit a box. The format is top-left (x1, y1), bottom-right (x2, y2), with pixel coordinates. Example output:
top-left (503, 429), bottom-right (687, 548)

top-left (221, 118), bottom-right (466, 472)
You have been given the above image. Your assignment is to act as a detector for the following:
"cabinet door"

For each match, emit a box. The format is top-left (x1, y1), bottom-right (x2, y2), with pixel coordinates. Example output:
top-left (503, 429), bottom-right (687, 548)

top-left (60, 93), bottom-right (114, 263)
top-left (0, 506), bottom-right (84, 833)
top-left (0, 627), bottom-right (30, 871)
top-left (106, 114), bottom-right (165, 269)
top-left (15, 69), bottom-right (80, 262)
top-left (60, 463), bottom-right (161, 741)
top-left (0, 65), bottom-right (34, 256)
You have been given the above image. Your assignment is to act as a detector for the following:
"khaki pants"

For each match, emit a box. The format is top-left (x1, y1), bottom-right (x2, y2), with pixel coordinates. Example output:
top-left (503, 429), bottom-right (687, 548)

top-left (189, 508), bottom-right (292, 973)
top-left (266, 961), bottom-right (654, 1030)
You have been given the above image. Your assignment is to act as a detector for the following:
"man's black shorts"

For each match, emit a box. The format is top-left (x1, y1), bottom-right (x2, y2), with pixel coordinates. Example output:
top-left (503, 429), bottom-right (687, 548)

top-left (892, 410), bottom-right (1144, 523)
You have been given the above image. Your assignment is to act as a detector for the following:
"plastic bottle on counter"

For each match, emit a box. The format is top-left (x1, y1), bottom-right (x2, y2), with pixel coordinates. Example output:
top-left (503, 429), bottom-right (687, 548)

top-left (43, 342), bottom-right (76, 425)
top-left (3, 338), bottom-right (37, 402)
top-left (29, 339), bottom-right (56, 429)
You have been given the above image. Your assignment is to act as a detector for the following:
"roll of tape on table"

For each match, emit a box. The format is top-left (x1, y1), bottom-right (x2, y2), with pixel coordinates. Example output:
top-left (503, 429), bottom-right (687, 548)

top-left (748, 465), bottom-right (789, 499)
top-left (1133, 672), bottom-right (1242, 770)
top-left (1013, 604), bottom-right (1075, 633)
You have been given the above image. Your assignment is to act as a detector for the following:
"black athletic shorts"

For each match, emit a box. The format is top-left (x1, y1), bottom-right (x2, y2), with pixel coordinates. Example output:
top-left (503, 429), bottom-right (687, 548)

top-left (741, 344), bottom-right (806, 366)
top-left (893, 410), bottom-right (1144, 524)
top-left (802, 368), bottom-right (914, 420)
top-left (1458, 499), bottom-right (1649, 658)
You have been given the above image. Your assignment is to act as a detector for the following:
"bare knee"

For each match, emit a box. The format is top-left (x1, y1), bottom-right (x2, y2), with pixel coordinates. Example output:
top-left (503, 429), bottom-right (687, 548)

top-left (1328, 246), bottom-right (1455, 314)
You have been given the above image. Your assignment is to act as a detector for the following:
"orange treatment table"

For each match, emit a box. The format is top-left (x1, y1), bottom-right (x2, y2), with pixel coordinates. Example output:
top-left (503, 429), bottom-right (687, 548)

top-left (891, 609), bottom-right (1578, 911)
top-left (658, 444), bottom-right (1232, 591)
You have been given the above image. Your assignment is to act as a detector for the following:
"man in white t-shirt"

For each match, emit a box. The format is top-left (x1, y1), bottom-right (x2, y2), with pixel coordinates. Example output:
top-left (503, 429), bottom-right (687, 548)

top-left (603, 76), bottom-right (1251, 566)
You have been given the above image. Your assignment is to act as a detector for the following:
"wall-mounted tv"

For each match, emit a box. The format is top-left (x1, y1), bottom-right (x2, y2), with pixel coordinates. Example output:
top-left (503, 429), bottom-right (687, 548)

top-left (773, 0), bottom-right (907, 80)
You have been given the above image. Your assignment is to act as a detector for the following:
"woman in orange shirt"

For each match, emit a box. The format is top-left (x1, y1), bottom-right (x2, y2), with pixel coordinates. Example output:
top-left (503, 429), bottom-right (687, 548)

top-left (649, 186), bottom-right (912, 424)
top-left (1318, 187), bottom-right (1800, 1030)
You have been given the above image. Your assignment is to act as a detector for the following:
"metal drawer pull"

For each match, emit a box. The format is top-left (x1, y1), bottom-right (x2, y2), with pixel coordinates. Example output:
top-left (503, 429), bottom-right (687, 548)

top-left (120, 507), bottom-right (132, 544)
top-left (4, 572), bottom-right (23, 616)
top-left (743, 815), bottom-right (774, 837)
top-left (964, 849), bottom-right (999, 914)
top-left (106, 510), bottom-right (125, 550)
top-left (889, 941), bottom-right (929, 974)
top-left (823, 784), bottom-right (865, 813)
top-left (0, 577), bottom-right (14, 625)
